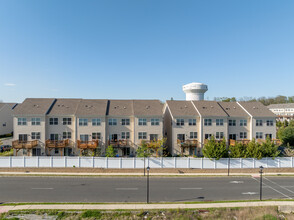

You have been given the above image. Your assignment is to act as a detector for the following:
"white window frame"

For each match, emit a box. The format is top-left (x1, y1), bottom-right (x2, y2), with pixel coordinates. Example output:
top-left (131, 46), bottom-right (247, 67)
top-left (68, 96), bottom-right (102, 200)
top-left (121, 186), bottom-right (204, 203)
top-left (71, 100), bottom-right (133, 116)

top-left (31, 132), bottom-right (40, 140)
top-left (256, 120), bottom-right (263, 126)
top-left (62, 118), bottom-right (72, 125)
top-left (240, 132), bottom-right (247, 139)
top-left (92, 132), bottom-right (101, 140)
top-left (229, 120), bottom-right (236, 126)
top-left (204, 119), bottom-right (212, 126)
top-left (256, 132), bottom-right (263, 139)
top-left (151, 118), bottom-right (160, 126)
top-left (240, 119), bottom-right (247, 126)
top-left (216, 119), bottom-right (224, 126)
top-left (216, 132), bottom-right (224, 139)
top-left (18, 118), bottom-right (27, 126)
top-left (108, 118), bottom-right (117, 126)
top-left (31, 118), bottom-right (41, 126)
top-left (138, 132), bottom-right (147, 139)
top-left (266, 120), bottom-right (274, 126)
top-left (49, 118), bottom-right (58, 125)
top-left (79, 118), bottom-right (88, 126)
top-left (188, 119), bottom-right (196, 126)
top-left (138, 118), bottom-right (147, 126)
top-left (92, 118), bottom-right (101, 126)
top-left (176, 119), bottom-right (184, 126)
top-left (121, 118), bottom-right (130, 126)
top-left (121, 131), bottom-right (130, 139)
top-left (189, 132), bottom-right (197, 139)
top-left (62, 132), bottom-right (71, 139)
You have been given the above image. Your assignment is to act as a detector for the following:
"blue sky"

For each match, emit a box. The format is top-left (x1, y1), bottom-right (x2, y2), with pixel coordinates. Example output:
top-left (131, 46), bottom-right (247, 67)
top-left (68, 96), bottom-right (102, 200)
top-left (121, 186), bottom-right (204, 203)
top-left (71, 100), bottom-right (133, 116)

top-left (1, 0), bottom-right (294, 103)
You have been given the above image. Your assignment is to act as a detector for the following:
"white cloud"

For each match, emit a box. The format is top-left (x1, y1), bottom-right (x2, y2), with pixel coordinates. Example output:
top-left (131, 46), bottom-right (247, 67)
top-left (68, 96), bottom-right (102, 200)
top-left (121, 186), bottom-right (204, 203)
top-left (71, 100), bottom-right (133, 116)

top-left (4, 83), bottom-right (16, 87)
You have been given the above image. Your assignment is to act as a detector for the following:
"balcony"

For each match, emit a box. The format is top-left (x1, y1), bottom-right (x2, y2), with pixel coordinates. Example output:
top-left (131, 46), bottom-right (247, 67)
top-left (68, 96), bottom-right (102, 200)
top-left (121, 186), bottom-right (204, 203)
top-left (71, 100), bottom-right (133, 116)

top-left (77, 140), bottom-right (99, 150)
top-left (12, 140), bottom-right (39, 149)
top-left (204, 139), bottom-right (224, 145)
top-left (177, 139), bottom-right (198, 148)
top-left (45, 139), bottom-right (69, 148)
top-left (229, 139), bottom-right (250, 146)
top-left (108, 139), bottom-right (131, 147)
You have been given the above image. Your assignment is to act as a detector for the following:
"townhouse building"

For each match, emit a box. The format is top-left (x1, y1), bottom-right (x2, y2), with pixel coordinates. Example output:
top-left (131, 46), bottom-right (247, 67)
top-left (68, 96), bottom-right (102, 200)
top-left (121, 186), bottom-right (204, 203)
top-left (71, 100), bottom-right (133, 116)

top-left (164, 100), bottom-right (276, 156)
top-left (0, 103), bottom-right (17, 136)
top-left (267, 103), bottom-right (294, 121)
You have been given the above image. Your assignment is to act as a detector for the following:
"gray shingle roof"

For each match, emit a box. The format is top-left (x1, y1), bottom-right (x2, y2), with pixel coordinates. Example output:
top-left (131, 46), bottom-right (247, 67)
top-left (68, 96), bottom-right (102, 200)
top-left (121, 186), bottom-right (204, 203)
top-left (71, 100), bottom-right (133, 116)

top-left (76, 99), bottom-right (108, 116)
top-left (47, 99), bottom-right (81, 115)
top-left (267, 103), bottom-right (294, 109)
top-left (13, 98), bottom-right (55, 115)
top-left (107, 100), bottom-right (134, 116)
top-left (218, 102), bottom-right (249, 117)
top-left (193, 101), bottom-right (228, 117)
top-left (0, 103), bottom-right (17, 110)
top-left (133, 100), bottom-right (163, 116)
top-left (238, 102), bottom-right (276, 117)
top-left (166, 100), bottom-right (199, 117)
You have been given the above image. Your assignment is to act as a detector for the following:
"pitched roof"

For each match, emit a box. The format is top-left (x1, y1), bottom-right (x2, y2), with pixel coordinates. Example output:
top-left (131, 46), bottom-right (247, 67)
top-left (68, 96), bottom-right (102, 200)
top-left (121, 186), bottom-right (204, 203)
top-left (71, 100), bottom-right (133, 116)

top-left (47, 99), bottom-right (81, 115)
top-left (267, 103), bottom-right (294, 109)
top-left (75, 99), bottom-right (108, 116)
top-left (218, 102), bottom-right (249, 117)
top-left (166, 100), bottom-right (199, 117)
top-left (133, 100), bottom-right (163, 116)
top-left (238, 102), bottom-right (276, 117)
top-left (192, 101), bottom-right (228, 117)
top-left (0, 103), bottom-right (17, 110)
top-left (107, 100), bottom-right (134, 116)
top-left (13, 98), bottom-right (55, 115)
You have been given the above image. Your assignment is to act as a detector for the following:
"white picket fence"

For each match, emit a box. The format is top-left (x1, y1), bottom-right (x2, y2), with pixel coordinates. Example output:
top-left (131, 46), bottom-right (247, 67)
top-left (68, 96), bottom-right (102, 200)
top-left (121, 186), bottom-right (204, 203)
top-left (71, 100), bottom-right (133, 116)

top-left (0, 157), bottom-right (293, 169)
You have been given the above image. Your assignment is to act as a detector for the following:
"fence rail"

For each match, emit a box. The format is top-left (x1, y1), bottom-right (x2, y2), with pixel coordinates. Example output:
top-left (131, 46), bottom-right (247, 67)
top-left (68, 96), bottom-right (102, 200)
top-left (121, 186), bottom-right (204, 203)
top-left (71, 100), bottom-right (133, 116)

top-left (0, 157), bottom-right (293, 169)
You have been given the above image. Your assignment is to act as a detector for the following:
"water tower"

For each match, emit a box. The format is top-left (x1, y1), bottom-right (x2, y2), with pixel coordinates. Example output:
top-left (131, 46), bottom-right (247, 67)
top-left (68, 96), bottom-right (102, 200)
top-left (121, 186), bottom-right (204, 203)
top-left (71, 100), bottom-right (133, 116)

top-left (182, 82), bottom-right (208, 101)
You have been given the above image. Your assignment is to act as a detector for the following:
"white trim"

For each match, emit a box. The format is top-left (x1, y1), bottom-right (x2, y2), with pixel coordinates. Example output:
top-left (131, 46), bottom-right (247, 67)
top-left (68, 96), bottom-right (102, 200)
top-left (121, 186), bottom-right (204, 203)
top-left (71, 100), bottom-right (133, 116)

top-left (237, 102), bottom-right (253, 140)
top-left (191, 101), bottom-right (203, 147)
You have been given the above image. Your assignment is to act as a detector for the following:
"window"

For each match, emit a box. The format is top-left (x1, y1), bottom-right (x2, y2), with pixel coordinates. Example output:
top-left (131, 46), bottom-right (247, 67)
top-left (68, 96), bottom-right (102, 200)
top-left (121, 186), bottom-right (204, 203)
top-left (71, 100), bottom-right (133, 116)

top-left (31, 118), bottom-right (41, 126)
top-left (266, 120), bottom-right (274, 126)
top-left (240, 132), bottom-right (247, 139)
top-left (79, 119), bottom-right (88, 126)
top-left (205, 134), bottom-right (212, 139)
top-left (62, 132), bottom-right (71, 139)
top-left (92, 132), bottom-right (101, 140)
top-left (150, 134), bottom-right (158, 141)
top-left (177, 134), bottom-right (185, 141)
top-left (92, 118), bottom-right (101, 126)
top-left (31, 132), bottom-right (40, 140)
top-left (49, 118), bottom-right (58, 125)
top-left (188, 119), bottom-right (196, 126)
top-left (138, 132), bottom-right (147, 139)
top-left (19, 134), bottom-right (28, 141)
top-left (256, 120), bottom-right (263, 126)
top-left (151, 118), bottom-right (160, 126)
top-left (176, 119), bottom-right (184, 126)
top-left (190, 132), bottom-right (197, 139)
top-left (121, 132), bottom-right (130, 139)
top-left (121, 118), bottom-right (130, 125)
top-left (216, 132), bottom-right (224, 139)
top-left (256, 132), bottom-right (263, 139)
top-left (2, 123), bottom-right (6, 127)
top-left (265, 134), bottom-right (272, 139)
top-left (63, 118), bottom-right (72, 125)
top-left (108, 118), bottom-right (117, 126)
top-left (204, 119), bottom-right (212, 126)
top-left (138, 118), bottom-right (147, 126)
top-left (50, 134), bottom-right (59, 140)
top-left (240, 119), bottom-right (247, 126)
top-left (80, 134), bottom-right (89, 141)
top-left (18, 118), bottom-right (27, 126)
top-left (229, 120), bottom-right (236, 126)
top-left (216, 119), bottom-right (224, 126)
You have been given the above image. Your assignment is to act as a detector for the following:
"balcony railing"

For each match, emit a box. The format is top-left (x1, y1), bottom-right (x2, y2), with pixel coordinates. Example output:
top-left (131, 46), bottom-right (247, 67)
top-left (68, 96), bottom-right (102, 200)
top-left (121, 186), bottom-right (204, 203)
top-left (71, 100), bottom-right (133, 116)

top-left (12, 140), bottom-right (39, 149)
top-left (177, 139), bottom-right (198, 147)
top-left (108, 139), bottom-right (131, 147)
top-left (45, 139), bottom-right (69, 148)
top-left (77, 140), bottom-right (99, 150)
top-left (229, 139), bottom-right (251, 146)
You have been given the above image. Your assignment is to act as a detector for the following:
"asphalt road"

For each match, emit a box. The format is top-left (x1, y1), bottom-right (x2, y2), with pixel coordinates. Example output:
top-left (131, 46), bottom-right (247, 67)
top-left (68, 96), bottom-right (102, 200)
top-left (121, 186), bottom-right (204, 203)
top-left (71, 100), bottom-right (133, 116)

top-left (1, 176), bottom-right (294, 203)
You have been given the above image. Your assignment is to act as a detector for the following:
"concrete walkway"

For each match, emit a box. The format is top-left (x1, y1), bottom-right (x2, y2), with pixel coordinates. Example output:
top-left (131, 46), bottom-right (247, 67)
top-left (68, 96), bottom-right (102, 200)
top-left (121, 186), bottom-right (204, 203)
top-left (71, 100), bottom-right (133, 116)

top-left (0, 171), bottom-right (293, 176)
top-left (1, 201), bottom-right (294, 213)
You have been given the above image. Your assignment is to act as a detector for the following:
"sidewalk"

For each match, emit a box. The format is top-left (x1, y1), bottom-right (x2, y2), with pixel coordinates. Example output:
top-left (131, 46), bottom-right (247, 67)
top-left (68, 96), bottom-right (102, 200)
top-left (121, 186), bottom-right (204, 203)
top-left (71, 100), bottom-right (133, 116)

top-left (0, 171), bottom-right (293, 176)
top-left (1, 201), bottom-right (294, 213)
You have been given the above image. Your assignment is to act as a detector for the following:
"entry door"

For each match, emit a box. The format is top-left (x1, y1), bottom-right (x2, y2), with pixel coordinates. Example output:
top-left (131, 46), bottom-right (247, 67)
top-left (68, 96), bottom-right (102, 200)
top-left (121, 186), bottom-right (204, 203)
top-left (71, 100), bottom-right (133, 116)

top-left (177, 134), bottom-right (185, 142)
top-left (19, 134), bottom-right (28, 142)
top-left (111, 134), bottom-right (118, 141)
top-left (32, 148), bottom-right (41, 156)
top-left (64, 147), bottom-right (72, 156)
top-left (229, 134), bottom-right (237, 140)
top-left (50, 134), bottom-right (59, 140)
top-left (122, 147), bottom-right (130, 156)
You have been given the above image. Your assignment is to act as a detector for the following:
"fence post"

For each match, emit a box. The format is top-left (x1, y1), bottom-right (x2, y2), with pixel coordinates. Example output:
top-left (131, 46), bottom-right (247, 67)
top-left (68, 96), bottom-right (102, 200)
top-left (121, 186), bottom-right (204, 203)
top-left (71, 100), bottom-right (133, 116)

top-left (64, 156), bottom-right (67, 168)
top-left (214, 159), bottom-right (216, 169)
top-left (201, 158), bottom-right (203, 169)
top-left (105, 157), bottom-right (108, 169)
top-left (266, 157), bottom-right (268, 168)
top-left (292, 157), bottom-right (293, 168)
top-left (253, 158), bottom-right (255, 168)
top-left (23, 156), bottom-right (26, 168)
top-left (51, 156), bottom-right (53, 168)
top-left (9, 156), bottom-right (12, 168)
top-left (240, 158), bottom-right (242, 169)
top-left (133, 157), bottom-right (136, 168)
top-left (278, 158), bottom-right (281, 168)
top-left (78, 157), bottom-right (81, 168)
top-left (120, 157), bottom-right (122, 169)
top-left (174, 157), bottom-right (176, 168)
top-left (37, 156), bottom-right (39, 168)
top-left (92, 157), bottom-right (95, 168)
top-left (187, 157), bottom-right (190, 168)
top-left (161, 157), bottom-right (163, 168)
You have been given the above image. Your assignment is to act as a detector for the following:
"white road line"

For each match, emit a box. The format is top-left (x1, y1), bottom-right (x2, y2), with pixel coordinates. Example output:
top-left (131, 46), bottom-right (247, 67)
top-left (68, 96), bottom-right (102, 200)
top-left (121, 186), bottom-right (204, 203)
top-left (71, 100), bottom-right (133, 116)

top-left (31, 188), bottom-right (54, 190)
top-left (251, 177), bottom-right (292, 199)
top-left (180, 188), bottom-right (203, 190)
top-left (115, 188), bottom-right (138, 190)
top-left (264, 177), bottom-right (294, 195)
top-left (230, 181), bottom-right (244, 184)
top-left (242, 192), bottom-right (257, 195)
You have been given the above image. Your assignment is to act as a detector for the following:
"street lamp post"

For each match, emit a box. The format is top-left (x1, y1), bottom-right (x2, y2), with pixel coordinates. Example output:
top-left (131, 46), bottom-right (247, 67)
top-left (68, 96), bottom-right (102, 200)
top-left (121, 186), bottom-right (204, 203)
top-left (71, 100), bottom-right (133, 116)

top-left (259, 166), bottom-right (264, 201)
top-left (144, 150), bottom-right (146, 176)
top-left (228, 150), bottom-right (231, 176)
top-left (147, 166), bottom-right (150, 203)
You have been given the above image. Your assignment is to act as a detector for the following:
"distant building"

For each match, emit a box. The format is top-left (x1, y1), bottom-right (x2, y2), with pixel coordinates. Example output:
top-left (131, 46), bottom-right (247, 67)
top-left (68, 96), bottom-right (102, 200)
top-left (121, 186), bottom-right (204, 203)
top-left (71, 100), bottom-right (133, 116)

top-left (267, 103), bottom-right (294, 121)
top-left (0, 103), bottom-right (17, 136)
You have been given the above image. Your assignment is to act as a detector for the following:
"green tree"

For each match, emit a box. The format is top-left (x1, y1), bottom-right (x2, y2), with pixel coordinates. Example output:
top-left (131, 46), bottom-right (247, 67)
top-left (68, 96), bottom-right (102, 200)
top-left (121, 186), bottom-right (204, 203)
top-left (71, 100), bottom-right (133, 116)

top-left (244, 139), bottom-right (263, 159)
top-left (105, 145), bottom-right (116, 157)
top-left (278, 126), bottom-right (294, 147)
top-left (229, 142), bottom-right (246, 158)
top-left (260, 137), bottom-right (280, 158)
top-left (289, 120), bottom-right (294, 127)
top-left (136, 140), bottom-right (152, 157)
top-left (202, 136), bottom-right (227, 160)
